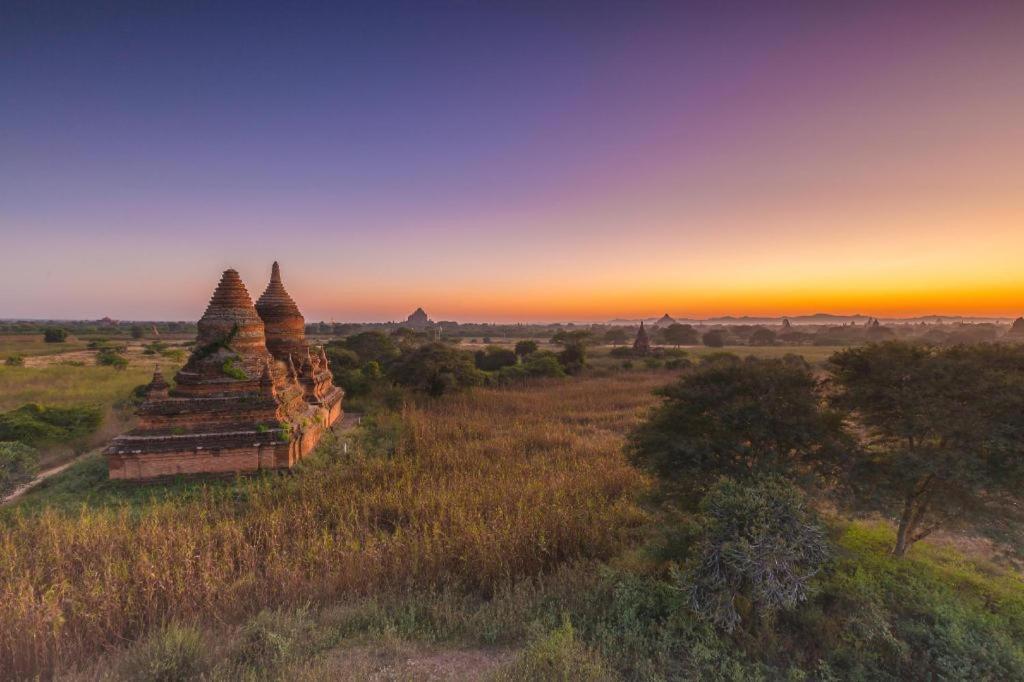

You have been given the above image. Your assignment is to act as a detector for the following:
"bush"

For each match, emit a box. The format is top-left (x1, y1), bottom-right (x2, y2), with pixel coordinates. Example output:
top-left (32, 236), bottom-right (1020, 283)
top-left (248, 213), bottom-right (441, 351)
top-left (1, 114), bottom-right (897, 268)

top-left (496, 616), bottom-right (615, 681)
top-left (475, 346), bottom-right (518, 371)
top-left (118, 624), bottom-right (208, 681)
top-left (4, 355), bottom-right (24, 366)
top-left (685, 477), bottom-right (830, 633)
top-left (389, 342), bottom-right (484, 396)
top-left (96, 348), bottom-right (128, 370)
top-left (702, 330), bottom-right (726, 347)
top-left (515, 340), bottom-right (539, 358)
top-left (43, 328), bottom-right (68, 343)
top-left (609, 346), bottom-right (634, 359)
top-left (0, 441), bottom-right (39, 497)
top-left (0, 404), bottom-right (103, 447)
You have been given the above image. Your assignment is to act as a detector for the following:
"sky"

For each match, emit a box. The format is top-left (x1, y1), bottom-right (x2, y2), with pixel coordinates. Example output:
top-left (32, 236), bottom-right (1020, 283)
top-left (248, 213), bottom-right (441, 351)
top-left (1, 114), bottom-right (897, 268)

top-left (1, 0), bottom-right (1022, 323)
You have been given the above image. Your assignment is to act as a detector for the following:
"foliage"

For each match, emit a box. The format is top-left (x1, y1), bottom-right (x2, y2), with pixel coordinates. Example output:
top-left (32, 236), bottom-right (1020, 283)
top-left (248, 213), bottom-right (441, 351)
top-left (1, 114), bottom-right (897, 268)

top-left (748, 328), bottom-right (777, 346)
top-left (514, 339), bottom-right (539, 358)
top-left (602, 328), bottom-right (629, 346)
top-left (551, 330), bottom-right (593, 375)
top-left (829, 341), bottom-right (1024, 556)
top-left (474, 345), bottom-right (518, 371)
top-left (0, 441), bottom-right (39, 498)
top-left (389, 342), bottom-right (485, 396)
top-left (685, 477), bottom-right (830, 633)
top-left (702, 329), bottom-right (726, 347)
top-left (0, 403), bottom-right (103, 447)
top-left (338, 331), bottom-right (400, 365)
top-left (495, 616), bottom-right (615, 681)
top-left (43, 328), bottom-right (68, 343)
top-left (497, 351), bottom-right (567, 384)
top-left (4, 355), bottom-right (23, 367)
top-left (661, 323), bottom-right (699, 347)
top-left (220, 357), bottom-right (248, 380)
top-left (629, 355), bottom-right (846, 499)
top-left (130, 325), bottom-right (145, 339)
top-left (96, 347), bottom-right (129, 370)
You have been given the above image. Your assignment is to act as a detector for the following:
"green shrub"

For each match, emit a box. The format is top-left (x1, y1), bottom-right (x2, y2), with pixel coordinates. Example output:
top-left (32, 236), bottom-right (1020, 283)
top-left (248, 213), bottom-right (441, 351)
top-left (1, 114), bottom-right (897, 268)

top-left (221, 358), bottom-right (248, 380)
top-left (496, 616), bottom-right (615, 681)
top-left (0, 404), bottom-right (103, 447)
top-left (96, 348), bottom-right (128, 370)
top-left (0, 441), bottom-right (39, 497)
top-left (4, 355), bottom-right (24, 367)
top-left (43, 328), bottom-right (68, 343)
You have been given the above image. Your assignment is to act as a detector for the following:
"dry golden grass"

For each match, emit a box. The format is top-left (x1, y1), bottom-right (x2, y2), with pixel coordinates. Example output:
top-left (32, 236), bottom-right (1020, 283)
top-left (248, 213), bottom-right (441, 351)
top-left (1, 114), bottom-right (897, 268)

top-left (0, 372), bottom-right (666, 678)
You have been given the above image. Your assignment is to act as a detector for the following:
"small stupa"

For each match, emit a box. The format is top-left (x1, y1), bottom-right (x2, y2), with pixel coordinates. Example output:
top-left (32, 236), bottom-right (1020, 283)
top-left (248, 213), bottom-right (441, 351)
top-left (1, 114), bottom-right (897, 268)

top-left (633, 321), bottom-right (651, 355)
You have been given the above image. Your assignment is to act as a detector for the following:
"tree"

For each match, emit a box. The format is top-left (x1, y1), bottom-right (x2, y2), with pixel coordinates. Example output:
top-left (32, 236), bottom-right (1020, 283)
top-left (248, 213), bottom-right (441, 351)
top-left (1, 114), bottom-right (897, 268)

top-left (685, 477), bottom-right (830, 633)
top-left (0, 441), bottom-right (40, 498)
top-left (514, 340), bottom-right (539, 359)
top-left (629, 355), bottom-right (846, 499)
top-left (603, 328), bottom-right (629, 346)
top-left (341, 331), bottom-right (400, 365)
top-left (43, 328), bottom-right (67, 343)
top-left (474, 346), bottom-right (517, 371)
top-left (748, 328), bottom-right (777, 346)
top-left (551, 330), bottom-right (593, 375)
top-left (389, 342), bottom-right (484, 396)
top-left (829, 341), bottom-right (1024, 556)
top-left (702, 330), bottom-right (726, 348)
top-left (130, 325), bottom-right (145, 339)
top-left (661, 323), bottom-right (699, 347)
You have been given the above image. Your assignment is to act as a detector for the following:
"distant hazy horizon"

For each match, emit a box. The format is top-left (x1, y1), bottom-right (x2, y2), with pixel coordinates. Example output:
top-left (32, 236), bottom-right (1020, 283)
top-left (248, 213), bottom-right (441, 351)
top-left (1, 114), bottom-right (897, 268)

top-left (3, 2), bottom-right (1022, 322)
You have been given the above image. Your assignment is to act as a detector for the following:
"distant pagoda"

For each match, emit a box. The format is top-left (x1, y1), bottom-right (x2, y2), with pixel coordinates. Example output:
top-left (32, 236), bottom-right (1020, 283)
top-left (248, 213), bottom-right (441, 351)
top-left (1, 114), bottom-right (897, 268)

top-left (403, 307), bottom-right (431, 329)
top-left (1008, 317), bottom-right (1024, 337)
top-left (655, 313), bottom-right (676, 327)
top-left (105, 264), bottom-right (343, 480)
top-left (633, 321), bottom-right (652, 355)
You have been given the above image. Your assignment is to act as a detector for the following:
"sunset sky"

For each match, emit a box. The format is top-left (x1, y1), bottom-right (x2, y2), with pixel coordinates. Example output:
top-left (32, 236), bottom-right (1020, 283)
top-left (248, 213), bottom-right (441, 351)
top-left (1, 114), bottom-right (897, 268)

top-left (2, 1), bottom-right (1022, 322)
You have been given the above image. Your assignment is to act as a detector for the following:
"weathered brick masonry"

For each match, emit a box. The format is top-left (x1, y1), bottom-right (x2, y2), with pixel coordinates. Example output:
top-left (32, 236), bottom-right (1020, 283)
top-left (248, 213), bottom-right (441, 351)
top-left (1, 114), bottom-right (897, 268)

top-left (106, 263), bottom-right (343, 480)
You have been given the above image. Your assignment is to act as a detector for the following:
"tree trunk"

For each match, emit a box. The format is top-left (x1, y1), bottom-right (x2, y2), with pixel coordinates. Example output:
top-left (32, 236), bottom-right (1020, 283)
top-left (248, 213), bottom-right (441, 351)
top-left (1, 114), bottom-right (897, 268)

top-left (891, 475), bottom-right (934, 557)
top-left (892, 497), bottom-right (914, 557)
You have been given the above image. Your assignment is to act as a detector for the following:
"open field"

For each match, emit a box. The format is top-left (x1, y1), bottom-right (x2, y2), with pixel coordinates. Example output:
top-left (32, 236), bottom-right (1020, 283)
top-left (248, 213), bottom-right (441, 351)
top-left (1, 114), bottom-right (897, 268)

top-left (2, 368), bottom-right (1023, 679)
top-left (0, 364), bottom-right (156, 412)
top-left (0, 334), bottom-right (91, 358)
top-left (0, 372), bottom-right (665, 677)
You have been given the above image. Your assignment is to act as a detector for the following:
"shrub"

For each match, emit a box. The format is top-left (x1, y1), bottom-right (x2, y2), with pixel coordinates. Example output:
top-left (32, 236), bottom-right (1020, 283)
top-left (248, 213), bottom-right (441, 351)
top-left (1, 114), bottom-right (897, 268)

top-left (496, 616), bottom-right (615, 681)
top-left (0, 404), bottom-right (103, 447)
top-left (685, 477), bottom-right (830, 633)
top-left (221, 358), bottom-right (248, 380)
top-left (609, 346), bottom-right (634, 359)
top-left (389, 342), bottom-right (484, 396)
top-left (4, 355), bottom-right (24, 367)
top-left (118, 624), bottom-right (208, 682)
top-left (702, 330), bottom-right (726, 347)
top-left (43, 328), bottom-right (67, 343)
top-left (96, 348), bottom-right (128, 370)
top-left (515, 340), bottom-right (539, 358)
top-left (0, 441), bottom-right (39, 497)
top-left (475, 346), bottom-right (518, 371)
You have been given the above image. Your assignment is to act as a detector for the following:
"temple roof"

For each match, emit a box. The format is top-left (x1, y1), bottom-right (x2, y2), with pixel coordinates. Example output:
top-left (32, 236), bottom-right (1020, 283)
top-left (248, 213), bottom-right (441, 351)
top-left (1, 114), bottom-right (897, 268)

top-left (256, 261), bottom-right (303, 320)
top-left (193, 268), bottom-right (269, 363)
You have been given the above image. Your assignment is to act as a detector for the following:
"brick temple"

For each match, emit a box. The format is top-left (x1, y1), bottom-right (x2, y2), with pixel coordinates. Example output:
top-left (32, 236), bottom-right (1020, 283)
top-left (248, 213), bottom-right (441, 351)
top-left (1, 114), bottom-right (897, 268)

top-left (105, 263), bottom-right (343, 480)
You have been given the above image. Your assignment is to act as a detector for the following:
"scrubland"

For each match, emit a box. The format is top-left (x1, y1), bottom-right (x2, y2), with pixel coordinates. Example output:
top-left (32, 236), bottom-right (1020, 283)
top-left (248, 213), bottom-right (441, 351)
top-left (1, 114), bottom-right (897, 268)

top-left (2, 355), bottom-right (1022, 680)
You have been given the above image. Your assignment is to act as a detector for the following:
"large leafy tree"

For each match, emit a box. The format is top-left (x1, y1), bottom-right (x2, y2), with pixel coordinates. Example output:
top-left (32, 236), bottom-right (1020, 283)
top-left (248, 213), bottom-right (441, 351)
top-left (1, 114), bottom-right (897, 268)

top-left (550, 330), bottom-right (593, 374)
top-left (388, 342), bottom-right (484, 396)
top-left (661, 323), bottom-right (700, 347)
top-left (629, 355), bottom-right (846, 499)
top-left (829, 342), bottom-right (1024, 556)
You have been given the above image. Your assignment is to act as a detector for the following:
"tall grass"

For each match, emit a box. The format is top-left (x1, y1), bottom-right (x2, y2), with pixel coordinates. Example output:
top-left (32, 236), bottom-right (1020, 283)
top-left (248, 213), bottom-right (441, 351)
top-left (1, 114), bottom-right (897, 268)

top-left (0, 373), bottom-right (665, 678)
top-left (0, 365), bottom-right (153, 412)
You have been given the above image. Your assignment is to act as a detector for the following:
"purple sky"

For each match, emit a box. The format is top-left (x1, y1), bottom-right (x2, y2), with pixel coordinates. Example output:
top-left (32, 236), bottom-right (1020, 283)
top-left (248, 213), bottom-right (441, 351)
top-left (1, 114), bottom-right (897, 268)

top-left (2, 1), bottom-right (1022, 322)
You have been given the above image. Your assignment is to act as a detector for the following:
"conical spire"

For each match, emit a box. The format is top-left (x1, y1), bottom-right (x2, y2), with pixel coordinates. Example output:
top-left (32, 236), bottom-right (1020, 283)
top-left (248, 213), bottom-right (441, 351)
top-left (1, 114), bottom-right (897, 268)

top-left (192, 268), bottom-right (270, 366)
top-left (256, 261), bottom-right (306, 360)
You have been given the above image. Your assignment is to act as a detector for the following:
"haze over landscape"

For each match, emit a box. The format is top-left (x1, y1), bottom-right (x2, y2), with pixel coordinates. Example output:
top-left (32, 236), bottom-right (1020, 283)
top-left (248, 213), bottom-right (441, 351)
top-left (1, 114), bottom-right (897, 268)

top-left (3, 1), bottom-right (1022, 322)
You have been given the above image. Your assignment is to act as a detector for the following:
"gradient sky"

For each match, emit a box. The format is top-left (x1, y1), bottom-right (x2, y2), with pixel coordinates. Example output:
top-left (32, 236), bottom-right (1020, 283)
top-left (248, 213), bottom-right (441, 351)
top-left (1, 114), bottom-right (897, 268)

top-left (2, 1), bottom-right (1022, 322)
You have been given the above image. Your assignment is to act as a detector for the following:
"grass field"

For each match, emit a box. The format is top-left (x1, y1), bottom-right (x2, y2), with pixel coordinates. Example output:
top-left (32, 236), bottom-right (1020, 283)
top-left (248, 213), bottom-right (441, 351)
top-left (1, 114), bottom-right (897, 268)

top-left (0, 334), bottom-right (90, 359)
top-left (0, 372), bottom-right (666, 677)
top-left (2, 367), bottom-right (1023, 679)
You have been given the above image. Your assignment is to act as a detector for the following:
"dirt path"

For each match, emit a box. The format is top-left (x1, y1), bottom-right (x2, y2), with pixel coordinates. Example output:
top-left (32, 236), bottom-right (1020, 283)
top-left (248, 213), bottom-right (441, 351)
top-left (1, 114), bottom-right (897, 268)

top-left (1, 452), bottom-right (90, 505)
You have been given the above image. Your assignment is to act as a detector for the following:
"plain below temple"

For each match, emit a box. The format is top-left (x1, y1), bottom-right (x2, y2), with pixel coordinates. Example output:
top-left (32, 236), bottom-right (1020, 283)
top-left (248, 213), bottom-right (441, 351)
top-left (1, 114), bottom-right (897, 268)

top-left (105, 262), bottom-right (343, 480)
